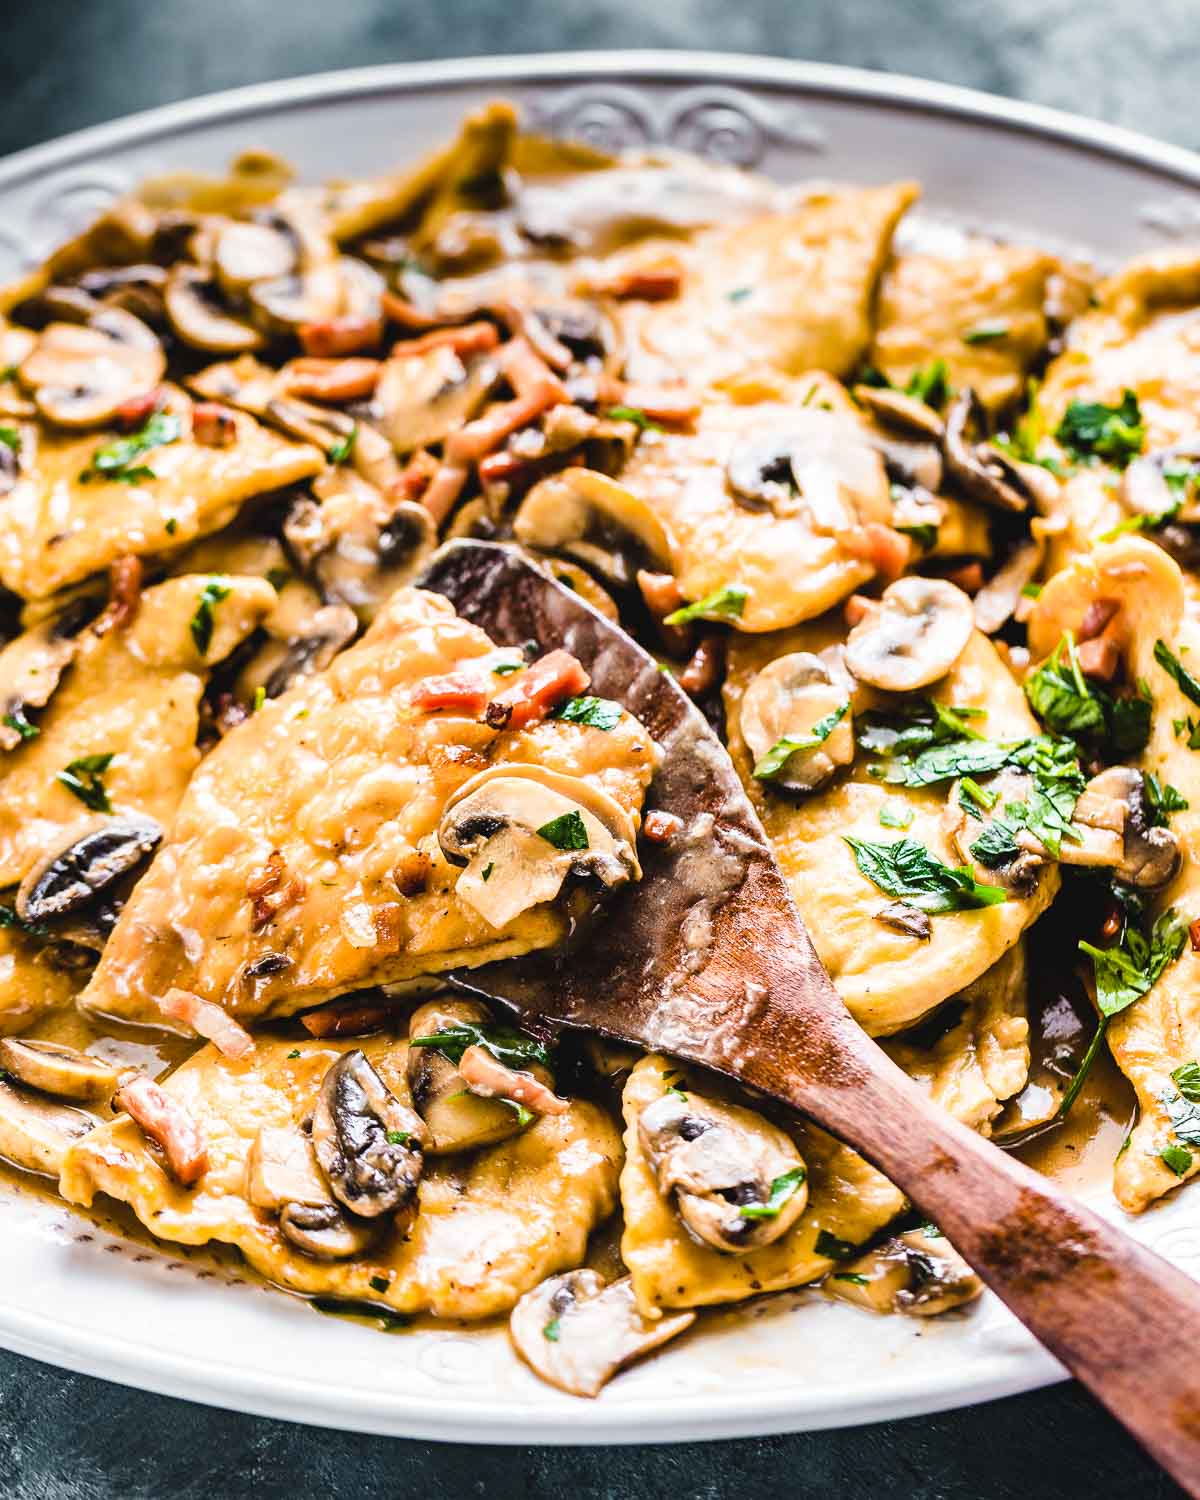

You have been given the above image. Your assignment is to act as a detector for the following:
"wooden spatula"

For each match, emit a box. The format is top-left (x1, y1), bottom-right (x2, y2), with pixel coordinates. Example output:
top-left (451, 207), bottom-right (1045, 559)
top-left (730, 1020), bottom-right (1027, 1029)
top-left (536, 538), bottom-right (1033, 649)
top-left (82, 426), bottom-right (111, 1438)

top-left (421, 539), bottom-right (1200, 1492)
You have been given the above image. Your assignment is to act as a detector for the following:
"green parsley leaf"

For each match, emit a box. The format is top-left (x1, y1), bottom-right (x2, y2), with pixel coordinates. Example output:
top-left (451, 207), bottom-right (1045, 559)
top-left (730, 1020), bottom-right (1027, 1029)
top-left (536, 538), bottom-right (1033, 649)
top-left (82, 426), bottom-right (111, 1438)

top-left (844, 836), bottom-right (1007, 913)
top-left (543, 1318), bottom-right (561, 1342)
top-left (1154, 638), bottom-right (1200, 708)
top-left (878, 801), bottom-right (914, 830)
top-left (327, 425), bottom-right (357, 464)
top-left (536, 809), bottom-right (589, 851)
top-left (1021, 583), bottom-right (1043, 600)
top-left (385, 1129), bottom-right (411, 1146)
top-left (369, 1275), bottom-right (390, 1293)
top-left (286, 1049), bottom-right (301, 1059)
top-left (1161, 1143), bottom-right (1193, 1177)
top-left (1099, 497), bottom-right (1182, 541)
top-left (958, 775), bottom-right (998, 813)
top-left (190, 577), bottom-right (233, 655)
top-left (83, 411), bottom-right (182, 484)
top-left (56, 752), bottom-right (114, 813)
top-left (492, 661), bottom-right (522, 676)
top-left (252, 685), bottom-right (267, 713)
top-left (0, 904), bottom-right (52, 941)
top-left (1163, 1083), bottom-right (1200, 1148)
top-left (663, 584), bottom-right (749, 626)
top-left (164, 517), bottom-right (178, 536)
top-left (1145, 772), bottom-right (1189, 827)
top-left (814, 1229), bottom-right (859, 1261)
top-left (727, 286), bottom-right (753, 304)
top-left (832, 1272), bottom-right (870, 1285)
top-left (550, 696), bottom-right (623, 731)
top-left (605, 405), bottom-right (662, 433)
top-left (408, 1021), bottom-right (550, 1072)
top-left (904, 358), bottom-right (951, 409)
top-left (1080, 907), bottom-right (1186, 1017)
top-left (506, 1101), bottom-right (534, 1128)
top-left (753, 704), bottom-right (848, 781)
top-left (2, 707), bottom-right (39, 741)
top-left (0, 425), bottom-right (21, 452)
top-left (739, 1166), bottom-right (807, 1220)
top-left (481, 862), bottom-right (494, 883)
top-left (895, 521), bottom-right (938, 551)
top-left (1056, 1015), bottom-right (1109, 1121)
top-left (962, 320), bottom-right (1010, 345)
top-left (265, 567), bottom-right (291, 592)
top-left (1055, 390), bottom-right (1145, 467)
top-left (1172, 1061), bottom-right (1200, 1103)
top-left (1025, 632), bottom-right (1106, 735)
top-left (969, 821), bottom-right (1023, 868)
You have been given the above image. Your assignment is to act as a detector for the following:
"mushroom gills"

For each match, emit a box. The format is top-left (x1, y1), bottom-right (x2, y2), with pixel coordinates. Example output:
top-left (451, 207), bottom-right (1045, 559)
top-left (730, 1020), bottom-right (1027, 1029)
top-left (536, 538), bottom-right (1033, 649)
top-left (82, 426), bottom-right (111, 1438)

top-left (637, 1089), bottom-right (808, 1254)
top-left (0, 1077), bottom-right (95, 1176)
top-left (825, 1227), bottom-right (982, 1317)
top-left (0, 1039), bottom-right (119, 1103)
top-left (512, 469), bottom-right (672, 589)
top-left (438, 765), bottom-right (641, 930)
top-left (844, 576), bottom-right (975, 692)
top-left (738, 650), bottom-right (853, 792)
top-left (509, 1270), bottom-right (695, 1397)
top-left (16, 814), bottom-right (163, 927)
top-left (279, 1201), bottom-right (379, 1260)
top-left (311, 1050), bottom-right (426, 1219)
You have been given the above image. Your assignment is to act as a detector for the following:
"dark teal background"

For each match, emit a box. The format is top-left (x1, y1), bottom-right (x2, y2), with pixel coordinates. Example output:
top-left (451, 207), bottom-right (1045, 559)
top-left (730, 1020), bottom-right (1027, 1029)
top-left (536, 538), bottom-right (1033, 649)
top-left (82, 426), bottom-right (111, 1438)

top-left (0, 2), bottom-right (1193, 1494)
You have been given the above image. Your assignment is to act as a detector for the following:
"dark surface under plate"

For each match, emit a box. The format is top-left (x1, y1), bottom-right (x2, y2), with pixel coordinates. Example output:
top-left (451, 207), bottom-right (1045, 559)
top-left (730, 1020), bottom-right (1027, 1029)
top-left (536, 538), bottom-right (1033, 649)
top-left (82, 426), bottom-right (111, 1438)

top-left (0, 2), bottom-right (1193, 1496)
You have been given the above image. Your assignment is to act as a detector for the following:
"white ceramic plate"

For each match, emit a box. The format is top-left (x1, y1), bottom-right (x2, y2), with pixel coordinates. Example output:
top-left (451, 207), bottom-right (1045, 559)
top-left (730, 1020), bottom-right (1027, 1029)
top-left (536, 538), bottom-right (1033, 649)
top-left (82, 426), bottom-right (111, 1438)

top-left (3, 52), bottom-right (1200, 1445)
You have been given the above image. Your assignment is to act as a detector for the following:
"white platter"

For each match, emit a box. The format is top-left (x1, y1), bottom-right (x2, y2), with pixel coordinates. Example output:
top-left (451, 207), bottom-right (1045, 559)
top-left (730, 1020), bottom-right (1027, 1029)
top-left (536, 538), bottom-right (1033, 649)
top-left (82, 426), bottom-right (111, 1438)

top-left (2, 51), bottom-right (1200, 1445)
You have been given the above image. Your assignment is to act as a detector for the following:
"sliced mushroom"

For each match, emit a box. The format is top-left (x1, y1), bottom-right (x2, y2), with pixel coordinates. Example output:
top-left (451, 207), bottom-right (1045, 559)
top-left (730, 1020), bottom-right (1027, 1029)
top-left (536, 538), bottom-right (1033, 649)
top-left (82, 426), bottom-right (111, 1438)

top-left (853, 384), bottom-right (946, 442)
top-left (943, 389), bottom-right (1028, 513)
top-left (738, 651), bottom-right (854, 793)
top-left (1082, 767), bottom-right (1182, 890)
top-left (165, 264), bottom-right (264, 354)
top-left (279, 1200), bottom-right (379, 1260)
top-left (244, 1123), bottom-right (331, 1209)
top-left (637, 1089), bottom-right (808, 1254)
top-left (0, 602), bottom-right (96, 751)
top-left (438, 764), bottom-right (641, 930)
top-left (19, 321), bottom-right (165, 427)
top-left (76, 263), bottom-right (169, 325)
top-left (406, 998), bottom-right (533, 1153)
top-left (945, 767), bottom-right (1047, 895)
top-left (374, 345), bottom-right (498, 455)
top-left (0, 1077), bottom-right (95, 1176)
top-left (725, 410), bottom-right (891, 532)
top-left (16, 814), bottom-right (163, 926)
top-left (311, 1049), bottom-right (426, 1219)
top-left (972, 538), bottom-right (1045, 635)
top-left (509, 1271), bottom-right (695, 1397)
top-left (845, 577), bottom-right (975, 691)
top-left (825, 1228), bottom-right (982, 1317)
top-left (0, 1039), bottom-right (119, 1103)
top-left (213, 219), bottom-right (299, 299)
top-left (512, 468), bottom-right (672, 589)
top-left (1123, 440), bottom-right (1200, 523)
top-left (239, 599), bottom-right (358, 702)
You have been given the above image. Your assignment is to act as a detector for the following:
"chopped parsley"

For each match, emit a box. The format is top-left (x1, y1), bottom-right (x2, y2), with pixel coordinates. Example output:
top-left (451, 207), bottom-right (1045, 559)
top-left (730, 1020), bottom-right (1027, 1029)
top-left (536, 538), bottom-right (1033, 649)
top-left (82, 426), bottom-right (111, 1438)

top-left (1162, 1082), bottom-right (1200, 1147)
top-left (0, 904), bottom-right (52, 941)
top-left (327, 425), bottom-right (357, 464)
top-left (1055, 390), bottom-right (1145, 467)
top-left (832, 1272), bottom-right (870, 1285)
top-left (1161, 1144), bottom-right (1193, 1177)
top-left (895, 521), bottom-right (938, 552)
top-left (83, 411), bottom-right (182, 484)
top-left (189, 577), bottom-right (233, 655)
top-left (506, 1101), bottom-right (534, 1128)
top-left (1159, 1071), bottom-right (1200, 1178)
top-left (492, 661), bottom-right (522, 676)
top-left (542, 1318), bottom-right (562, 1342)
top-left (753, 703), bottom-right (848, 781)
top-left (385, 1129), bottom-right (411, 1146)
top-left (286, 1049), bottom-right (301, 1059)
top-left (56, 752), bottom-right (115, 813)
top-left (814, 1229), bottom-right (860, 1261)
top-left (1154, 638), bottom-right (1200, 714)
top-left (408, 1020), bottom-right (550, 1072)
top-left (962, 320), bottom-right (1010, 345)
top-left (481, 862), bottom-right (494, 883)
top-left (904, 358), bottom-right (951, 409)
top-left (2, 708), bottom-right (38, 742)
top-left (369, 1275), bottom-right (390, 1294)
top-left (1171, 1060), bottom-right (1200, 1102)
top-left (252, 685), bottom-right (267, 713)
top-left (0, 425), bottom-right (20, 453)
top-left (1099, 497), bottom-right (1182, 541)
top-left (844, 836), bottom-right (1007, 913)
top-left (739, 1166), bottom-right (807, 1220)
top-left (857, 698), bottom-right (985, 762)
top-left (878, 801), bottom-right (914, 830)
top-left (1145, 772), bottom-right (1189, 826)
top-left (663, 584), bottom-right (749, 627)
top-left (969, 821), bottom-right (1023, 868)
top-left (536, 809), bottom-right (589, 851)
top-left (1080, 907), bottom-right (1186, 1017)
top-left (727, 286), bottom-right (753, 304)
top-left (550, 696), bottom-right (623, 731)
top-left (605, 405), bottom-right (661, 433)
top-left (164, 517), bottom-right (178, 536)
top-left (1026, 633), bottom-right (1152, 754)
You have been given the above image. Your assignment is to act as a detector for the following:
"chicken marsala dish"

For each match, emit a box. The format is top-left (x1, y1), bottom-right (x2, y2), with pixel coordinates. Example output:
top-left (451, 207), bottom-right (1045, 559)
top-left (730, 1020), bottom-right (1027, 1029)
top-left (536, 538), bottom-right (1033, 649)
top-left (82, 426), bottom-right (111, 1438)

top-left (2, 99), bottom-right (1200, 1398)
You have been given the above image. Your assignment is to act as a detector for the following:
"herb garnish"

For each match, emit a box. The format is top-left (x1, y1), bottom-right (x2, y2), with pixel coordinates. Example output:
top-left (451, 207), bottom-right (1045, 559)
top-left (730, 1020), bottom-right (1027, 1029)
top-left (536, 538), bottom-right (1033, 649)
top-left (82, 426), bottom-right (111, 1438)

top-left (481, 862), bottom-right (494, 883)
top-left (385, 1129), bottom-right (410, 1146)
top-left (1055, 390), bottom-right (1145, 467)
top-left (408, 1021), bottom-right (551, 1072)
top-left (753, 703), bottom-right (848, 781)
top-left (904, 358), bottom-right (951, 409)
top-left (1154, 638), bottom-right (1200, 711)
top-left (878, 801), bottom-right (914, 830)
top-left (2, 707), bottom-right (38, 742)
top-left (814, 1229), bottom-right (860, 1261)
top-left (739, 1166), bottom-right (807, 1220)
top-left (550, 696), bottom-right (623, 731)
top-left (895, 521), bottom-right (938, 551)
top-left (832, 1272), bottom-right (870, 1285)
top-left (1026, 633), bottom-right (1152, 754)
top-left (1080, 907), bottom-right (1186, 1016)
top-left (1145, 773), bottom-right (1189, 826)
top-left (844, 836), bottom-right (1007, 912)
top-left (0, 425), bottom-right (20, 453)
top-left (536, 809), bottom-right (589, 851)
top-left (543, 1318), bottom-right (562, 1342)
top-left (1161, 1144), bottom-right (1193, 1177)
top-left (663, 584), bottom-right (749, 627)
top-left (190, 577), bottom-right (232, 655)
top-left (1158, 1067), bottom-right (1200, 1176)
top-left (286, 1049), bottom-right (301, 1059)
top-left (83, 411), bottom-right (181, 484)
top-left (328, 425), bottom-right (357, 464)
top-left (605, 405), bottom-right (662, 433)
top-left (492, 661), bottom-right (522, 676)
top-left (57, 752), bottom-right (115, 813)
top-left (370, 1275), bottom-right (390, 1294)
top-left (962, 320), bottom-right (1010, 344)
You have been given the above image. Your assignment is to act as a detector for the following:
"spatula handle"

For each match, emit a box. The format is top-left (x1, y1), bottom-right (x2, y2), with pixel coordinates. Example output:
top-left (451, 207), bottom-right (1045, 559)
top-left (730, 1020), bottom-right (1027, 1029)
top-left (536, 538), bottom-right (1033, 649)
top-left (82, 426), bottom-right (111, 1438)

top-left (767, 1030), bottom-right (1200, 1495)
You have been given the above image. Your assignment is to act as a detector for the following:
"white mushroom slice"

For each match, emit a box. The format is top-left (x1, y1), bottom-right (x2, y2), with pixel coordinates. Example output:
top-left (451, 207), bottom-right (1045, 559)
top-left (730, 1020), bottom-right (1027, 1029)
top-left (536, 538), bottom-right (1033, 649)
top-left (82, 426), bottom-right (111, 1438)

top-left (0, 1039), bottom-right (119, 1103)
top-left (845, 577), bottom-right (974, 691)
top-left (406, 998), bottom-right (535, 1153)
top-left (825, 1227), bottom-right (982, 1317)
top-left (0, 1077), bottom-right (94, 1176)
top-left (973, 538), bottom-right (1046, 635)
top-left (375, 345), bottom-right (498, 455)
top-left (738, 651), bottom-right (853, 792)
top-left (249, 263), bottom-right (344, 335)
top-left (943, 390), bottom-right (1029, 514)
top-left (637, 1089), bottom-right (808, 1254)
top-left (1123, 440), bottom-right (1200, 524)
top-left (0, 604), bottom-right (92, 751)
top-left (510, 1271), bottom-right (695, 1398)
top-left (244, 1124), bottom-right (331, 1209)
top-left (278, 1201), bottom-right (379, 1260)
top-left (299, 467), bottom-right (436, 616)
top-left (19, 321), bottom-right (165, 428)
top-left (311, 1049), bottom-right (426, 1219)
top-left (165, 264), bottom-right (265, 354)
top-left (513, 468), bottom-right (673, 589)
top-left (16, 813), bottom-right (162, 926)
top-left (213, 219), bottom-right (298, 299)
top-left (1065, 767), bottom-right (1181, 888)
top-left (438, 764), bottom-right (641, 930)
top-left (725, 409), bottom-right (891, 533)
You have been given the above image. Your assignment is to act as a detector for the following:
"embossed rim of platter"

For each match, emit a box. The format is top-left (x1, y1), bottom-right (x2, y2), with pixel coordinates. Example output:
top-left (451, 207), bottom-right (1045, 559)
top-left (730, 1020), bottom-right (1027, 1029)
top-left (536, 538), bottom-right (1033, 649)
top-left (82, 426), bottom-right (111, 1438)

top-left (1, 51), bottom-right (1199, 1445)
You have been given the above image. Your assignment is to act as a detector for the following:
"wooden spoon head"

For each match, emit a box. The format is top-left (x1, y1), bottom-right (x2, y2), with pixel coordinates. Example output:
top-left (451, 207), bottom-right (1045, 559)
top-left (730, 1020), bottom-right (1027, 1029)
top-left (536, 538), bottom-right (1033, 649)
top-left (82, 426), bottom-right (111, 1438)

top-left (418, 540), bottom-right (865, 1097)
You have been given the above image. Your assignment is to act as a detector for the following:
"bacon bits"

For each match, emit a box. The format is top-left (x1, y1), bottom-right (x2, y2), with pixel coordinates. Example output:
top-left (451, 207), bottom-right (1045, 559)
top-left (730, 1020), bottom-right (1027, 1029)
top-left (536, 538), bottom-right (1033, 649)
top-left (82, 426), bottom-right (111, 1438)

top-left (486, 649), bottom-right (589, 730)
top-left (247, 850), bottom-right (306, 932)
top-left (115, 1074), bottom-right (208, 1186)
top-left (158, 988), bottom-right (254, 1059)
top-left (192, 401), bottom-right (239, 448)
